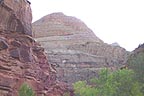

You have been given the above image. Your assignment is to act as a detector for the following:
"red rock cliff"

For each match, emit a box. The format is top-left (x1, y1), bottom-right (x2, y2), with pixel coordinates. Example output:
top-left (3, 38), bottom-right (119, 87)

top-left (0, 0), bottom-right (70, 96)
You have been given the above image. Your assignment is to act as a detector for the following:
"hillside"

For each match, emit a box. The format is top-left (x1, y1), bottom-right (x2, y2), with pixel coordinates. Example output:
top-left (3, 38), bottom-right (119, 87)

top-left (33, 12), bottom-right (129, 83)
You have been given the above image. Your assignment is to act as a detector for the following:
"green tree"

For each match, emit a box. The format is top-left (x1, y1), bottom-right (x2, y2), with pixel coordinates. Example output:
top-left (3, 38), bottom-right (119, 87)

top-left (110, 69), bottom-right (142, 96)
top-left (19, 82), bottom-right (35, 96)
top-left (127, 52), bottom-right (144, 94)
top-left (73, 69), bottom-right (143, 96)
top-left (73, 81), bottom-right (98, 96)
top-left (127, 52), bottom-right (144, 83)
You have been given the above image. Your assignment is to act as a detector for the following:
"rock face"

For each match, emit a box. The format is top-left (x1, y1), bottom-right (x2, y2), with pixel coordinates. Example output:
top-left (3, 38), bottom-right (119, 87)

top-left (0, 0), bottom-right (32, 36)
top-left (32, 12), bottom-right (129, 83)
top-left (0, 1), bottom-right (70, 96)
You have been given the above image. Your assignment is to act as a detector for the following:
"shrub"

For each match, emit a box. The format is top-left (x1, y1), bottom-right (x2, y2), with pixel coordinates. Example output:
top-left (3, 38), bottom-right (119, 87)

top-left (19, 82), bottom-right (35, 96)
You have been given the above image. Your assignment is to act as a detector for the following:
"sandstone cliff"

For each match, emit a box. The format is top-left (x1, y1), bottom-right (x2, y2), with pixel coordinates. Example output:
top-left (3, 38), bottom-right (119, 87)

top-left (0, 1), bottom-right (70, 96)
top-left (33, 12), bottom-right (129, 83)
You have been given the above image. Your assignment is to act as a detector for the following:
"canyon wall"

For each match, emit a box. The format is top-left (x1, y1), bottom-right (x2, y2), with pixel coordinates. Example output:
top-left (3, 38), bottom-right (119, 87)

top-left (0, 1), bottom-right (70, 96)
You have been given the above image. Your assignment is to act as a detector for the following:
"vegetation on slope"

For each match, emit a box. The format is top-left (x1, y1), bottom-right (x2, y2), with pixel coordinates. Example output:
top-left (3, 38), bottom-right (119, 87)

top-left (73, 69), bottom-right (143, 96)
top-left (19, 82), bottom-right (35, 96)
top-left (127, 52), bottom-right (144, 83)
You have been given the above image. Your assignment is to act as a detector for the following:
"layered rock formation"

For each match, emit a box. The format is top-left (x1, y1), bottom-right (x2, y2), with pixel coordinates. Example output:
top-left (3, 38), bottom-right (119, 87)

top-left (33, 12), bottom-right (129, 83)
top-left (0, 0), bottom-right (32, 36)
top-left (0, 1), bottom-right (70, 96)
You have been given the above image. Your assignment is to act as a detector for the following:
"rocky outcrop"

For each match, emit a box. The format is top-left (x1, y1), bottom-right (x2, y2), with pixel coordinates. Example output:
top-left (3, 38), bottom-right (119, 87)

top-left (32, 12), bottom-right (129, 83)
top-left (0, 1), bottom-right (70, 96)
top-left (0, 0), bottom-right (32, 36)
top-left (111, 42), bottom-right (120, 47)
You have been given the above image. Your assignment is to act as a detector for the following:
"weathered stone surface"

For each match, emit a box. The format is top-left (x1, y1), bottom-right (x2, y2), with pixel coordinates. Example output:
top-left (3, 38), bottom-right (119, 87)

top-left (9, 44), bottom-right (33, 62)
top-left (19, 45), bottom-right (33, 62)
top-left (33, 12), bottom-right (129, 83)
top-left (0, 37), bottom-right (8, 50)
top-left (0, 32), bottom-right (70, 96)
top-left (9, 48), bottom-right (20, 59)
top-left (0, 1), bottom-right (71, 96)
top-left (11, 40), bottom-right (21, 47)
top-left (0, 0), bottom-right (32, 36)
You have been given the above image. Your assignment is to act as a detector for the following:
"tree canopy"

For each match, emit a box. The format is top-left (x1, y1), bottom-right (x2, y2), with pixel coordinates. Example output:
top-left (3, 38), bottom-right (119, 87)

top-left (73, 69), bottom-right (143, 96)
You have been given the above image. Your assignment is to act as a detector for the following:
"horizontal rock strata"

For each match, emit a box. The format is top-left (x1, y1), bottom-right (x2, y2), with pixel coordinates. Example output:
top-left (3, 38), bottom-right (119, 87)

top-left (33, 12), bottom-right (129, 83)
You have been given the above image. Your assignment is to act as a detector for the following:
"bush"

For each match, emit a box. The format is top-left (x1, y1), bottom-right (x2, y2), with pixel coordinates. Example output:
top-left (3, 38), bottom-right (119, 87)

top-left (19, 82), bottom-right (35, 96)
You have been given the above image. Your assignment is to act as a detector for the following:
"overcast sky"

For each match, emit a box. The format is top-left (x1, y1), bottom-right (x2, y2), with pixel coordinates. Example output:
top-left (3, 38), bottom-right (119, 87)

top-left (30, 0), bottom-right (144, 51)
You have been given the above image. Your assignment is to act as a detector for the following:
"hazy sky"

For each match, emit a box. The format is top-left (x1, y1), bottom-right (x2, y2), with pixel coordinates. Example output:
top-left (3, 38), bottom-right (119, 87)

top-left (30, 0), bottom-right (144, 51)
